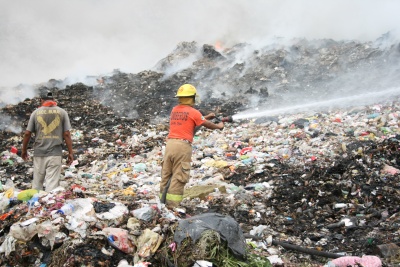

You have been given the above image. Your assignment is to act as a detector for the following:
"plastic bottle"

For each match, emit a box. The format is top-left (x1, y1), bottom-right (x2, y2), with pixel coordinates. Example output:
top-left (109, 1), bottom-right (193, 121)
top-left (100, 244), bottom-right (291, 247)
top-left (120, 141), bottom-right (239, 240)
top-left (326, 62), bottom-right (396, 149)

top-left (26, 196), bottom-right (39, 215)
top-left (57, 203), bottom-right (74, 215)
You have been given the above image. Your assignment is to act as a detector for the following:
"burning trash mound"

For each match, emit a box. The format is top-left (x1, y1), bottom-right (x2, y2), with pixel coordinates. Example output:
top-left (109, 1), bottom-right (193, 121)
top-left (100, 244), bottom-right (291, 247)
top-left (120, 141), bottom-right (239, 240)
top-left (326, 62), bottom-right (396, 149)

top-left (0, 35), bottom-right (400, 266)
top-left (7, 33), bottom-right (398, 124)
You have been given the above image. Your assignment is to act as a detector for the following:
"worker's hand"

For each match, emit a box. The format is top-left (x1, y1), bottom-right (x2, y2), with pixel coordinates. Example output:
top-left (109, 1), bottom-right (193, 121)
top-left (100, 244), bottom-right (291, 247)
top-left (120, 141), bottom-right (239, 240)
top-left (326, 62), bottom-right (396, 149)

top-left (67, 153), bottom-right (74, 166)
top-left (21, 150), bottom-right (29, 161)
top-left (205, 112), bottom-right (216, 120)
top-left (216, 122), bottom-right (224, 130)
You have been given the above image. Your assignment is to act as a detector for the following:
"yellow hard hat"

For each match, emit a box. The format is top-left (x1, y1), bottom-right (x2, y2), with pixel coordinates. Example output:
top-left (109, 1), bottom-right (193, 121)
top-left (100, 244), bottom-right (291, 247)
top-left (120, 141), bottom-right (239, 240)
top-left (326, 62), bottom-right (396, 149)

top-left (175, 84), bottom-right (197, 97)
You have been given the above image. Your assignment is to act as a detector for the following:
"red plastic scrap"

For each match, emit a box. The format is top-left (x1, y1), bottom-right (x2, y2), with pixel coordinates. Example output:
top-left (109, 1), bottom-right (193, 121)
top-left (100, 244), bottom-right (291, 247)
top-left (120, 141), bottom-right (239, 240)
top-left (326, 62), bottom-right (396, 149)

top-left (0, 210), bottom-right (14, 221)
top-left (240, 147), bottom-right (252, 155)
top-left (21, 251), bottom-right (33, 256)
top-left (71, 184), bottom-right (86, 191)
top-left (10, 146), bottom-right (18, 154)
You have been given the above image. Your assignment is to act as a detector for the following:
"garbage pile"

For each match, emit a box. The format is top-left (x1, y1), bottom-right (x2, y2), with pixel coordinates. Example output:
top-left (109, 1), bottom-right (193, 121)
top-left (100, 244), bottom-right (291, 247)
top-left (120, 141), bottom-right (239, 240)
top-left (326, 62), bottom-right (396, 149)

top-left (13, 32), bottom-right (399, 122)
top-left (1, 35), bottom-right (400, 266)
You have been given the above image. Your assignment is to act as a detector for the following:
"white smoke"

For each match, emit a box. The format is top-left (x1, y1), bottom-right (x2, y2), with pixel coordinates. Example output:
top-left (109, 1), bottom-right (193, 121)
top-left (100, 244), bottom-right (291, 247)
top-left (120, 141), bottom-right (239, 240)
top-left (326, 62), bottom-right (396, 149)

top-left (0, 0), bottom-right (399, 96)
top-left (0, 113), bottom-right (23, 133)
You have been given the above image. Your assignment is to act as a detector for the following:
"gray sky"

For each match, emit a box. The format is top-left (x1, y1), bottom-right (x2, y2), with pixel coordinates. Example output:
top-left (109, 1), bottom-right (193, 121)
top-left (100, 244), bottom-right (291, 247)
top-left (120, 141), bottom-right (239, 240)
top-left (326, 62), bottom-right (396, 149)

top-left (0, 0), bottom-right (399, 88)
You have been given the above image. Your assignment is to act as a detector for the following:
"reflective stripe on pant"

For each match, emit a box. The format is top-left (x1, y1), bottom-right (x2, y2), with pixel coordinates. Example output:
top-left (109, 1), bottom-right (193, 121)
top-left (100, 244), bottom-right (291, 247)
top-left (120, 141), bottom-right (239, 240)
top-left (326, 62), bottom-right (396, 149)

top-left (159, 193), bottom-right (183, 208)
top-left (33, 156), bottom-right (62, 192)
top-left (160, 139), bottom-right (192, 207)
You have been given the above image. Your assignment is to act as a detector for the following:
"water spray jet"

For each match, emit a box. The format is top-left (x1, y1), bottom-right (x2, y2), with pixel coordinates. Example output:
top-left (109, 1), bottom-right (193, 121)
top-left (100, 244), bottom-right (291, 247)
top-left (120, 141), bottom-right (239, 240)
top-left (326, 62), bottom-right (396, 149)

top-left (232, 87), bottom-right (400, 121)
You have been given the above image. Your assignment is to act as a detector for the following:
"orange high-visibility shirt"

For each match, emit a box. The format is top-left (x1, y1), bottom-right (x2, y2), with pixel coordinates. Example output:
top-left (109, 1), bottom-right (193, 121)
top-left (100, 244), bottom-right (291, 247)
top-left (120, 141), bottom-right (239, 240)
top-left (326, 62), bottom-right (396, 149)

top-left (167, 105), bottom-right (205, 143)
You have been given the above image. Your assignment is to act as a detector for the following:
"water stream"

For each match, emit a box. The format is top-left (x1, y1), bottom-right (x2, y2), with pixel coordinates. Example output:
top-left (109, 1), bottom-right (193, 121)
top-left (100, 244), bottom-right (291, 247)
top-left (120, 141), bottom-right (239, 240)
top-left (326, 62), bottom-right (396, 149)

top-left (232, 87), bottom-right (400, 120)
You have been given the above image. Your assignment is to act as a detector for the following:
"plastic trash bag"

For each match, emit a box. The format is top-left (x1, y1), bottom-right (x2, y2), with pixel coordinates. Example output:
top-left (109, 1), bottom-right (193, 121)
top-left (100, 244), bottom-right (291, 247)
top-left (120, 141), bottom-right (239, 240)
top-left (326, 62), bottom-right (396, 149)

top-left (136, 229), bottom-right (163, 258)
top-left (94, 201), bottom-right (116, 213)
top-left (127, 217), bottom-right (141, 232)
top-left (3, 188), bottom-right (14, 199)
top-left (17, 189), bottom-right (39, 201)
top-left (325, 255), bottom-right (382, 267)
top-left (96, 201), bottom-right (128, 221)
top-left (249, 225), bottom-right (270, 237)
top-left (117, 260), bottom-right (134, 267)
top-left (381, 164), bottom-right (400, 175)
top-left (10, 218), bottom-right (39, 241)
top-left (0, 234), bottom-right (17, 256)
top-left (193, 260), bottom-right (213, 267)
top-left (37, 220), bottom-right (59, 249)
top-left (267, 255), bottom-right (284, 265)
top-left (173, 212), bottom-right (246, 259)
top-left (103, 227), bottom-right (135, 254)
top-left (134, 163), bottom-right (147, 172)
top-left (132, 206), bottom-right (158, 222)
top-left (67, 198), bottom-right (96, 221)
top-left (65, 216), bottom-right (89, 238)
top-left (0, 197), bottom-right (10, 213)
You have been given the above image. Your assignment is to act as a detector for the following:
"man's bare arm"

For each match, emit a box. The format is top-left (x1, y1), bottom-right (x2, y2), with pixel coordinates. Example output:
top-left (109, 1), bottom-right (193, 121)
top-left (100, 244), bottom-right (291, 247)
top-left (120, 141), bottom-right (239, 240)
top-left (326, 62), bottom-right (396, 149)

top-left (201, 120), bottom-right (224, 130)
top-left (63, 130), bottom-right (74, 165)
top-left (21, 130), bottom-right (32, 161)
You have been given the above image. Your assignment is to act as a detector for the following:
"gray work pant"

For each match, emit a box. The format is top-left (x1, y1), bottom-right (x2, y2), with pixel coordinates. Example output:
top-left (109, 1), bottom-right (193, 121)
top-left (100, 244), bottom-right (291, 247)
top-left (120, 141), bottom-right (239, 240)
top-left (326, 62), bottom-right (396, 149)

top-left (33, 156), bottom-right (62, 192)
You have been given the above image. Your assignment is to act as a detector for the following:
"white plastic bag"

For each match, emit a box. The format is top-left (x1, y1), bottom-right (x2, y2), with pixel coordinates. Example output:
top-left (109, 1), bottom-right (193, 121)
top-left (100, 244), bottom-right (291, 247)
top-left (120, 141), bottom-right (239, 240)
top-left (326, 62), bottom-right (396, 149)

top-left (132, 206), bottom-right (158, 222)
top-left (10, 218), bottom-right (39, 241)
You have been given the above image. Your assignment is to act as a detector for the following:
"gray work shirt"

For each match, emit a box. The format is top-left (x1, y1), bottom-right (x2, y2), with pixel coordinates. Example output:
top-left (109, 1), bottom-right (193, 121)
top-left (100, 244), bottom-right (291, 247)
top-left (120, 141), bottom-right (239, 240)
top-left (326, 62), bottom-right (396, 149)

top-left (26, 106), bottom-right (72, 156)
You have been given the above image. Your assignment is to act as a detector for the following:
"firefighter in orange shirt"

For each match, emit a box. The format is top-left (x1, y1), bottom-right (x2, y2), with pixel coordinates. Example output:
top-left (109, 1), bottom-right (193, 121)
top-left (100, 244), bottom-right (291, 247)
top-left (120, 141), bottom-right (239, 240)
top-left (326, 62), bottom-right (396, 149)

top-left (160, 84), bottom-right (224, 208)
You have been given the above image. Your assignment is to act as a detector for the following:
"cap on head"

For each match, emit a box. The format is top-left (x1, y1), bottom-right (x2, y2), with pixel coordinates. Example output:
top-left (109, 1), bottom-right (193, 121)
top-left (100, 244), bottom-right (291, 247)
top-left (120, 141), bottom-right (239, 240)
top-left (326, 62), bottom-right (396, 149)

top-left (175, 84), bottom-right (197, 97)
top-left (40, 91), bottom-right (54, 100)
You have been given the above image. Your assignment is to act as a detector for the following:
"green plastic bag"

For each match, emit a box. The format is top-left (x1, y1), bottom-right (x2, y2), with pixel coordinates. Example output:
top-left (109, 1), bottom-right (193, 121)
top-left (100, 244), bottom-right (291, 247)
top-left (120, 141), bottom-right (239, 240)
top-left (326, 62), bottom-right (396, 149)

top-left (17, 189), bottom-right (39, 201)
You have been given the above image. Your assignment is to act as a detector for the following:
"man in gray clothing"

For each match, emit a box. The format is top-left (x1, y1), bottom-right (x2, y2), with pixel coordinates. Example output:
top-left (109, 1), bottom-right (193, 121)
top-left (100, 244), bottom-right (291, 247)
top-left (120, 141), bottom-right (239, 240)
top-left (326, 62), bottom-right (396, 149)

top-left (22, 91), bottom-right (74, 192)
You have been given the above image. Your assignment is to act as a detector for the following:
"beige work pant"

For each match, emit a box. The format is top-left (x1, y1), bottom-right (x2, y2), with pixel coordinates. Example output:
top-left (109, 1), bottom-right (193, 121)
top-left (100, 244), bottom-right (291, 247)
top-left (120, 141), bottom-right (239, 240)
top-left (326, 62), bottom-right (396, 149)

top-left (160, 139), bottom-right (192, 208)
top-left (33, 156), bottom-right (62, 192)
